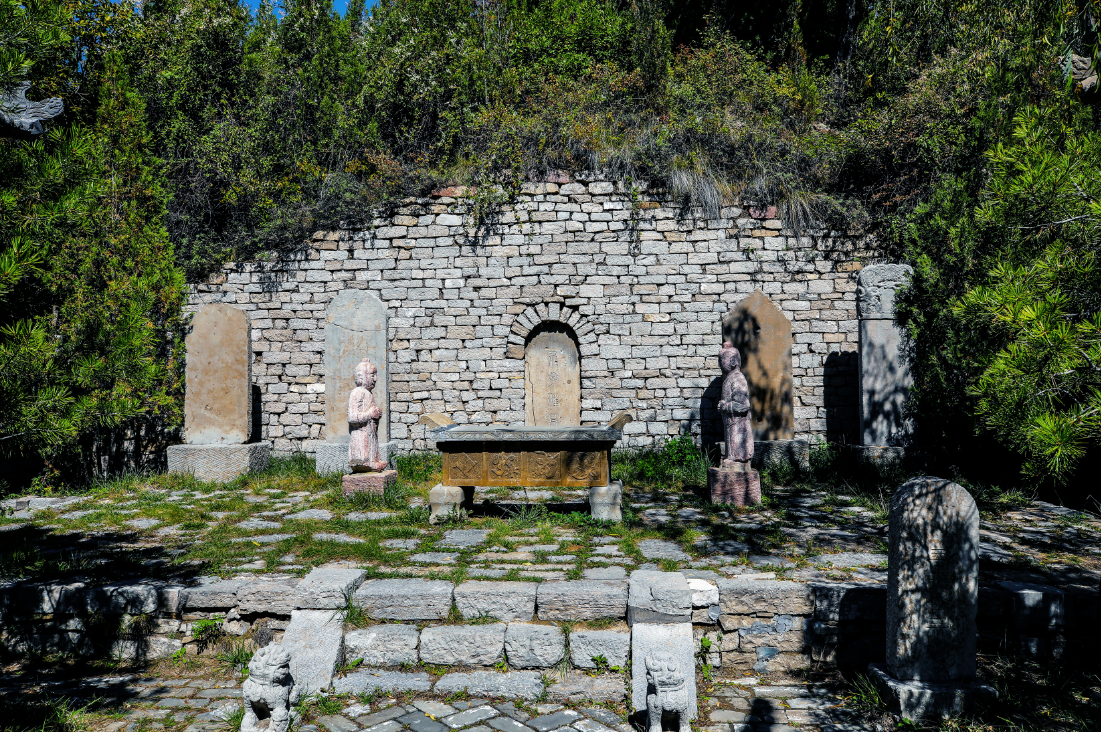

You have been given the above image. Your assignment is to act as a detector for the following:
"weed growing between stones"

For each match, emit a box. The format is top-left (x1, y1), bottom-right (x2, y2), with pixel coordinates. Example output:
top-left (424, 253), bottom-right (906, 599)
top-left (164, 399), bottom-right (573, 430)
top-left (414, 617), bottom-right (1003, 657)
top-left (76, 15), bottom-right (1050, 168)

top-left (216, 637), bottom-right (255, 674)
top-left (612, 436), bottom-right (710, 490)
top-left (0, 697), bottom-right (96, 732)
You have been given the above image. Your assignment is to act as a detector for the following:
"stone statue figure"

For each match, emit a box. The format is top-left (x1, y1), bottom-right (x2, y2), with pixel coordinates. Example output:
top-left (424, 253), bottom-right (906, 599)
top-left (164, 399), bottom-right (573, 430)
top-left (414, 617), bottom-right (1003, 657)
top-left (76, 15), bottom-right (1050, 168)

top-left (241, 645), bottom-right (298, 732)
top-left (348, 357), bottom-right (387, 472)
top-left (645, 650), bottom-right (692, 732)
top-left (1, 82), bottom-right (64, 135)
top-left (717, 342), bottom-right (753, 466)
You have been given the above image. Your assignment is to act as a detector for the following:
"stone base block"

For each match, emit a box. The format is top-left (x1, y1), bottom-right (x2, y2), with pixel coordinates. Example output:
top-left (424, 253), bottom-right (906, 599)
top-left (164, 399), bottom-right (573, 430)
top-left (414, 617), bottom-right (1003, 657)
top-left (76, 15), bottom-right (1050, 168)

top-left (708, 464), bottom-right (761, 505)
top-left (342, 470), bottom-right (396, 497)
top-left (868, 664), bottom-right (997, 721)
top-left (167, 443), bottom-right (270, 482)
top-left (848, 445), bottom-right (910, 468)
top-left (589, 480), bottom-right (623, 521)
top-left (751, 439), bottom-right (810, 474)
top-left (314, 441), bottom-right (350, 476)
top-left (429, 484), bottom-right (474, 523)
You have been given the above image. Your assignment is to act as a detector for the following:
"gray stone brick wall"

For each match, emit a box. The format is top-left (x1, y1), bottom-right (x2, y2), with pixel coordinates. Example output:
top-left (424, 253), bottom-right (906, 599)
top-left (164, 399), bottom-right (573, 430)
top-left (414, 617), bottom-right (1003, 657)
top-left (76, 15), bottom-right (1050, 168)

top-left (188, 176), bottom-right (874, 456)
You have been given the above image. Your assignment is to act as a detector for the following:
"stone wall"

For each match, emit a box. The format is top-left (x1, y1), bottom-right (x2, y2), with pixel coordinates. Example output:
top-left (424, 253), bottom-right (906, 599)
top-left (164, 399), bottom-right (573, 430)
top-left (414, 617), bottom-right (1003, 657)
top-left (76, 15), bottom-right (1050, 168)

top-left (188, 175), bottom-right (874, 456)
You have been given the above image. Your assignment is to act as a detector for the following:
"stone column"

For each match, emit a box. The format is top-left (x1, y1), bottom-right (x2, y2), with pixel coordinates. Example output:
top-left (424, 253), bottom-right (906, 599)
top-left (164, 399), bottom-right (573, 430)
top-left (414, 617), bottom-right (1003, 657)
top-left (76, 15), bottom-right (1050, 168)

top-left (315, 291), bottom-right (389, 476)
top-left (167, 304), bottom-right (271, 481)
top-left (628, 571), bottom-right (697, 728)
top-left (857, 264), bottom-right (913, 454)
top-left (869, 477), bottom-right (996, 720)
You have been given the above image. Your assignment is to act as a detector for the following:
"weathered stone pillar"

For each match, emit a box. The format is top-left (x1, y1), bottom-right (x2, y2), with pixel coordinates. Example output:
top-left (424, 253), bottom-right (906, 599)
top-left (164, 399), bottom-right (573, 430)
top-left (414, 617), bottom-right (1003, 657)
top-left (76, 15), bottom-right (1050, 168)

top-left (167, 304), bottom-right (270, 480)
top-left (869, 477), bottom-right (996, 720)
top-left (628, 571), bottom-right (697, 728)
top-left (857, 264), bottom-right (913, 450)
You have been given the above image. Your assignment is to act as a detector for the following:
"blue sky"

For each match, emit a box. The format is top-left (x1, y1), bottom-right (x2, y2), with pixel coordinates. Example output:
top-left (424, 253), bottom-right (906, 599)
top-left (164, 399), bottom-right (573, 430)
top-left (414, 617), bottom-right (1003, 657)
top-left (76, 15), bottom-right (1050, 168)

top-left (241, 0), bottom-right (375, 17)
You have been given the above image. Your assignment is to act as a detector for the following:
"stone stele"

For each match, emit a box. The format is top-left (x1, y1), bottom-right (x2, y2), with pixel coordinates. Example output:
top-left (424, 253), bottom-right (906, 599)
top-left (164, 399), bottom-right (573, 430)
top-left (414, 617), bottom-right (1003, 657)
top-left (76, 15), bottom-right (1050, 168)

top-left (183, 304), bottom-right (252, 444)
top-left (324, 290), bottom-right (388, 444)
top-left (722, 291), bottom-right (793, 440)
top-left (870, 476), bottom-right (996, 721)
top-left (525, 327), bottom-right (581, 427)
top-left (857, 264), bottom-right (914, 447)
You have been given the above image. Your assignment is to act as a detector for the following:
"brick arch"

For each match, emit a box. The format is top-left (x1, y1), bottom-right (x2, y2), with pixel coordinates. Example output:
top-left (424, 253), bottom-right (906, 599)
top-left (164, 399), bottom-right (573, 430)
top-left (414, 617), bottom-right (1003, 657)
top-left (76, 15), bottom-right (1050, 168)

top-left (505, 303), bottom-right (596, 359)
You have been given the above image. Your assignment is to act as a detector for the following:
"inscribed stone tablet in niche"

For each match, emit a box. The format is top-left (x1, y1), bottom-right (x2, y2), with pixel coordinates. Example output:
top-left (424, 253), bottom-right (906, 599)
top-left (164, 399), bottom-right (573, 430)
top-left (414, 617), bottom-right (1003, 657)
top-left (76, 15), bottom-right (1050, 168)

top-left (722, 291), bottom-right (794, 440)
top-left (184, 304), bottom-right (251, 445)
top-left (525, 329), bottom-right (580, 427)
top-left (324, 291), bottom-right (388, 442)
top-left (887, 477), bottom-right (979, 682)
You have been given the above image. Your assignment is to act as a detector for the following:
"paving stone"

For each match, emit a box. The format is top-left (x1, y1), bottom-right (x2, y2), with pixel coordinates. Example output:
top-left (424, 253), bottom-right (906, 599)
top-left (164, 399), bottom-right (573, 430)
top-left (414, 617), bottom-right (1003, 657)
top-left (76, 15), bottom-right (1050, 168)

top-left (516, 544), bottom-right (559, 553)
top-left (181, 580), bottom-right (244, 609)
top-left (229, 534), bottom-right (294, 543)
top-left (352, 705), bottom-right (409, 728)
top-left (126, 518), bottom-right (161, 530)
top-left (528, 710), bottom-right (583, 731)
top-left (361, 720), bottom-right (403, 732)
top-left (295, 567), bottom-right (368, 609)
top-left (315, 533), bottom-right (365, 544)
top-left (344, 625), bottom-right (420, 666)
top-left (346, 512), bottom-right (395, 521)
top-left (455, 581), bottom-right (538, 621)
top-left (488, 716), bottom-right (534, 732)
top-left (583, 567), bottom-right (626, 580)
top-left (571, 718), bottom-right (617, 732)
top-left (570, 629), bottom-right (630, 669)
top-left (754, 686), bottom-right (815, 698)
top-left (580, 709), bottom-right (622, 727)
top-left (716, 579), bottom-right (814, 615)
top-left (282, 608), bottom-right (345, 694)
top-left (334, 669), bottom-right (433, 695)
top-left (420, 623), bottom-right (506, 666)
top-left (637, 539), bottom-right (690, 561)
top-left (411, 552), bottom-right (460, 563)
top-left (237, 579), bottom-right (298, 614)
top-left (382, 539), bottom-right (420, 549)
top-left (749, 555), bottom-right (796, 568)
top-left (288, 509), bottom-right (334, 521)
top-left (355, 579), bottom-right (454, 620)
top-left (401, 712), bottom-right (449, 732)
top-left (492, 703), bottom-right (530, 722)
top-left (442, 706), bottom-right (499, 729)
top-left (536, 581), bottom-right (627, 621)
top-left (317, 715), bottom-right (359, 732)
top-left (439, 530), bottom-right (490, 548)
top-left (413, 701), bottom-right (457, 718)
top-left (434, 672), bottom-right (544, 701)
top-left (547, 673), bottom-right (625, 704)
top-left (504, 623), bottom-right (564, 668)
top-left (237, 518), bottom-right (282, 530)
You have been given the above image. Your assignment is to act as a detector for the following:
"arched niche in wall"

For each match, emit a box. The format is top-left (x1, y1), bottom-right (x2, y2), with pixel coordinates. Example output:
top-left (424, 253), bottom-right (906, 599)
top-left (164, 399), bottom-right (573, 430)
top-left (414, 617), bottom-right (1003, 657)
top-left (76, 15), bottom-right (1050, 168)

top-left (525, 322), bottom-right (581, 427)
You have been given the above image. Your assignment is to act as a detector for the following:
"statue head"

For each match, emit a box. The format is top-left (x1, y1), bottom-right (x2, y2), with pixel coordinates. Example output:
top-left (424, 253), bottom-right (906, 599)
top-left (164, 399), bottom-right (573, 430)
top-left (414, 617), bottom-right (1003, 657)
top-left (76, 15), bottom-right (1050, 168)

top-left (248, 644), bottom-right (292, 683)
top-left (354, 358), bottom-right (377, 389)
top-left (719, 342), bottom-right (741, 374)
top-left (645, 650), bottom-right (684, 689)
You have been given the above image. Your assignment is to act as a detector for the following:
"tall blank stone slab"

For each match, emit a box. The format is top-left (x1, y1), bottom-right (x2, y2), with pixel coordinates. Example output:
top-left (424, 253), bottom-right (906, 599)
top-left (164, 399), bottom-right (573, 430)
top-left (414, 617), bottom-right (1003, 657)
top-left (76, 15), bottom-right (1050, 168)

top-left (281, 609), bottom-right (344, 695)
top-left (184, 304), bottom-right (252, 444)
top-left (525, 328), bottom-right (580, 427)
top-left (630, 622), bottom-right (696, 718)
top-left (871, 477), bottom-right (995, 721)
top-left (722, 291), bottom-right (793, 440)
top-left (857, 264), bottom-right (913, 446)
top-left (324, 290), bottom-right (389, 444)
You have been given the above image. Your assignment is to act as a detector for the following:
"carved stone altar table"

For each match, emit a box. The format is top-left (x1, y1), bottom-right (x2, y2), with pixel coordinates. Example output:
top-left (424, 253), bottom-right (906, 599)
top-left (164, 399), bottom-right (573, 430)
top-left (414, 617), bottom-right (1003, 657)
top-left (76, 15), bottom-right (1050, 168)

top-left (422, 415), bottom-right (631, 522)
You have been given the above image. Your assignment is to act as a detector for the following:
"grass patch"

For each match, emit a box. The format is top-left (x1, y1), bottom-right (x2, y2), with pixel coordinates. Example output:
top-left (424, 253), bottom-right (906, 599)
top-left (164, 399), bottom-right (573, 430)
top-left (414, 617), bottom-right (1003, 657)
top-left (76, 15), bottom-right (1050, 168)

top-left (612, 435), bottom-right (710, 491)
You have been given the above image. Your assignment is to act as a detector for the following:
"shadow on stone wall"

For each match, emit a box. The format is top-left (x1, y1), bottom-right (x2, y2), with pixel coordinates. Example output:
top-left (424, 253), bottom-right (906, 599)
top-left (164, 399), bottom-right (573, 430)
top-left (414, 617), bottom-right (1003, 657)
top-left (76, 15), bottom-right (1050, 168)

top-left (824, 350), bottom-right (858, 443)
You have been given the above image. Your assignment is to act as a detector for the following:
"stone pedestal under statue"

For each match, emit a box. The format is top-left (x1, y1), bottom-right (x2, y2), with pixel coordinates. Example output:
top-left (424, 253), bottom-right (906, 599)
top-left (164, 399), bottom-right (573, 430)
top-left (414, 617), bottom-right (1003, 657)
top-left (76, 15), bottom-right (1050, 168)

top-left (708, 463), bottom-right (761, 506)
top-left (342, 470), bottom-right (397, 497)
